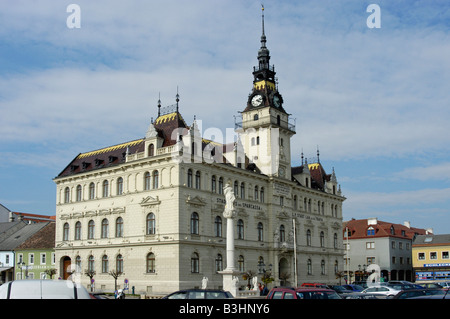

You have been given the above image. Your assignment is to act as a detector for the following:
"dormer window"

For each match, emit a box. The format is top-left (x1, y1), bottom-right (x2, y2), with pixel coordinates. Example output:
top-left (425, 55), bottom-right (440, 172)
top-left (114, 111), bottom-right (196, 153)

top-left (367, 226), bottom-right (375, 236)
top-left (108, 156), bottom-right (117, 163)
top-left (82, 162), bottom-right (90, 169)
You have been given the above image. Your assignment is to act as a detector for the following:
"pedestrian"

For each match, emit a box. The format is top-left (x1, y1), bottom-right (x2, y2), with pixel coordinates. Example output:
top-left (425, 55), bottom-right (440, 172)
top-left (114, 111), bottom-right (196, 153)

top-left (261, 284), bottom-right (268, 296)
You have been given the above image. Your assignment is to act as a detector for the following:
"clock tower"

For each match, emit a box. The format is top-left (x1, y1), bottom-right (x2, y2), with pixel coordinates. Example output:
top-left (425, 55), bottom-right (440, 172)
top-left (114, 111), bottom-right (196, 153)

top-left (237, 7), bottom-right (295, 179)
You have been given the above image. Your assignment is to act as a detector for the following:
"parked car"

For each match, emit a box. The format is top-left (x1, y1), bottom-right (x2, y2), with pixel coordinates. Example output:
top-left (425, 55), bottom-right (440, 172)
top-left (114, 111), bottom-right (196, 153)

top-left (388, 281), bottom-right (424, 289)
top-left (162, 289), bottom-right (233, 299)
top-left (0, 280), bottom-right (91, 299)
top-left (330, 285), bottom-right (354, 294)
top-left (361, 285), bottom-right (401, 298)
top-left (352, 281), bottom-right (368, 289)
top-left (341, 292), bottom-right (384, 299)
top-left (300, 283), bottom-right (329, 288)
top-left (393, 289), bottom-right (447, 299)
top-left (420, 282), bottom-right (444, 289)
top-left (266, 287), bottom-right (341, 299)
top-left (341, 284), bottom-right (364, 292)
top-left (438, 282), bottom-right (450, 288)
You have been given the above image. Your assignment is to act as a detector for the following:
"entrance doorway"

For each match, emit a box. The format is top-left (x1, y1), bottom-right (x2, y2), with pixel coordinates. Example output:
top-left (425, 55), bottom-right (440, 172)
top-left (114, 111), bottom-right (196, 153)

top-left (62, 256), bottom-right (71, 280)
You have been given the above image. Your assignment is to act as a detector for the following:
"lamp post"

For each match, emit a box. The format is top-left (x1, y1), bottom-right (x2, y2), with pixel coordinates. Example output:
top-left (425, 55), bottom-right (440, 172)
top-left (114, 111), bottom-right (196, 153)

top-left (17, 261), bottom-right (25, 280)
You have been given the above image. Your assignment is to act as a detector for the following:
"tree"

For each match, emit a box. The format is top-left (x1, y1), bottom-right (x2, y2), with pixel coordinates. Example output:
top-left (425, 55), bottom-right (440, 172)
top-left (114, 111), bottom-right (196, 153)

top-left (84, 269), bottom-right (96, 292)
top-left (44, 268), bottom-right (57, 279)
top-left (109, 269), bottom-right (123, 293)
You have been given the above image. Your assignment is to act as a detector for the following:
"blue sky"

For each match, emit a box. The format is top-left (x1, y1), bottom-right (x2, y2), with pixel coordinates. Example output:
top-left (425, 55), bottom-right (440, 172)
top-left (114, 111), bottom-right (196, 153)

top-left (0, 1), bottom-right (449, 233)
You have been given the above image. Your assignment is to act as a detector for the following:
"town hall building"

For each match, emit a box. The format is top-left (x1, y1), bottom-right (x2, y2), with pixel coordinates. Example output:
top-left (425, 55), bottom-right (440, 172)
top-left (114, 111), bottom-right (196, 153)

top-left (53, 11), bottom-right (346, 295)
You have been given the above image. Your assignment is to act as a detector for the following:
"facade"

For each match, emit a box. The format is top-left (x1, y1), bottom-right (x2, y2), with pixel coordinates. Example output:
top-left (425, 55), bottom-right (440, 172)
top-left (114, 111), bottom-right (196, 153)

top-left (413, 234), bottom-right (450, 283)
top-left (343, 218), bottom-right (430, 283)
top-left (0, 221), bottom-right (50, 284)
top-left (14, 223), bottom-right (56, 280)
top-left (53, 13), bottom-right (345, 294)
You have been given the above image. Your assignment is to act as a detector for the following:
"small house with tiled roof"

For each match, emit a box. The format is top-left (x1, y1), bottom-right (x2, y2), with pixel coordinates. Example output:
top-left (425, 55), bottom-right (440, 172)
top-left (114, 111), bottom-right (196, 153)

top-left (343, 218), bottom-right (431, 283)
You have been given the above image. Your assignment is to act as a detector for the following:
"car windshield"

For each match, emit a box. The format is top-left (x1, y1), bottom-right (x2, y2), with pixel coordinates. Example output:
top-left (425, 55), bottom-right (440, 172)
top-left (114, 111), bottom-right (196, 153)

top-left (296, 291), bottom-right (341, 299)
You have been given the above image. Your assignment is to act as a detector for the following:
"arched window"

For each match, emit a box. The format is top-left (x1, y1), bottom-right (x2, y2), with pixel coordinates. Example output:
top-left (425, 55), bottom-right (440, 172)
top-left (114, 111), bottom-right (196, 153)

top-left (293, 195), bottom-right (297, 210)
top-left (320, 231), bottom-right (325, 247)
top-left (237, 219), bottom-right (244, 239)
top-left (254, 186), bottom-right (259, 200)
top-left (307, 259), bottom-right (312, 275)
top-left (147, 253), bottom-right (155, 273)
top-left (63, 223), bottom-right (69, 241)
top-left (147, 213), bottom-right (156, 235)
top-left (102, 180), bottom-right (109, 197)
top-left (152, 170), bottom-right (159, 189)
top-left (88, 220), bottom-right (95, 239)
top-left (211, 175), bottom-right (216, 193)
top-left (75, 256), bottom-right (81, 270)
top-left (148, 143), bottom-right (154, 157)
top-left (240, 182), bottom-right (245, 199)
top-left (195, 171), bottom-right (201, 189)
top-left (280, 225), bottom-right (285, 242)
top-left (307, 229), bottom-right (312, 246)
top-left (88, 255), bottom-right (95, 272)
top-left (76, 185), bottom-right (82, 202)
top-left (254, 114), bottom-right (259, 121)
top-left (117, 177), bottom-right (123, 195)
top-left (115, 217), bottom-right (124, 237)
top-left (75, 221), bottom-right (81, 240)
top-left (218, 177), bottom-right (224, 194)
top-left (191, 252), bottom-right (199, 273)
top-left (116, 254), bottom-right (123, 273)
top-left (321, 260), bottom-right (326, 275)
top-left (334, 233), bottom-right (338, 249)
top-left (214, 216), bottom-right (222, 237)
top-left (101, 219), bottom-right (109, 238)
top-left (215, 254), bottom-right (223, 272)
top-left (258, 256), bottom-right (264, 274)
top-left (257, 222), bottom-right (264, 241)
top-left (89, 182), bottom-right (95, 200)
top-left (187, 169), bottom-right (193, 188)
top-left (144, 172), bottom-right (151, 190)
top-left (260, 187), bottom-right (264, 203)
top-left (64, 187), bottom-right (70, 203)
top-left (102, 255), bottom-right (108, 273)
top-left (190, 212), bottom-right (199, 235)
top-left (234, 181), bottom-right (239, 195)
top-left (238, 255), bottom-right (245, 272)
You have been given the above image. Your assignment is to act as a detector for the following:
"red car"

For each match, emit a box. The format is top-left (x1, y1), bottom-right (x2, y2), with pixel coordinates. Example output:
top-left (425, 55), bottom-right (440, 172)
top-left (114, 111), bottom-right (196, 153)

top-left (266, 287), bottom-right (342, 299)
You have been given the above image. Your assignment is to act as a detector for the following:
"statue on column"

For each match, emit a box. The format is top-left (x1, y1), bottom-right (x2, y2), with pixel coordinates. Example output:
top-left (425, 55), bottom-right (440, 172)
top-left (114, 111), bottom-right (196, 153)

top-left (223, 183), bottom-right (236, 218)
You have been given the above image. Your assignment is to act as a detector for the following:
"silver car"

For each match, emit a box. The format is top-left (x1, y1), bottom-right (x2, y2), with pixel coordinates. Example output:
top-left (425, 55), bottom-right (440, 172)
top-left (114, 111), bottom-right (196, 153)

top-left (0, 280), bottom-right (92, 299)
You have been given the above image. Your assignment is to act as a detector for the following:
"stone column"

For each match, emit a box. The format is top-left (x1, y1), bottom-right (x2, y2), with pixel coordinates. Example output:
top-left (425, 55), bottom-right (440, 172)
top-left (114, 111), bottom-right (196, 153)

top-left (219, 183), bottom-right (240, 297)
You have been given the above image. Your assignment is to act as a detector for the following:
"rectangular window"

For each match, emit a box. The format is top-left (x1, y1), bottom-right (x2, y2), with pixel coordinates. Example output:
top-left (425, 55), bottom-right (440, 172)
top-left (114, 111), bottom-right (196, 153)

top-left (41, 253), bottom-right (46, 265)
top-left (418, 252), bottom-right (425, 260)
top-left (442, 251), bottom-right (449, 259)
top-left (366, 242), bottom-right (375, 249)
top-left (430, 252), bottom-right (437, 260)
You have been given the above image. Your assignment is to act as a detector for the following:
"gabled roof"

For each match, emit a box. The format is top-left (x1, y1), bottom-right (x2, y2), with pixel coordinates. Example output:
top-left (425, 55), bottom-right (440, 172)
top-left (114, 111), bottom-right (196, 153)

top-left (413, 234), bottom-right (450, 246)
top-left (15, 222), bottom-right (55, 250)
top-left (343, 219), bottom-right (428, 240)
top-left (291, 162), bottom-right (332, 191)
top-left (56, 139), bottom-right (145, 178)
top-left (0, 222), bottom-right (49, 251)
top-left (153, 111), bottom-right (188, 147)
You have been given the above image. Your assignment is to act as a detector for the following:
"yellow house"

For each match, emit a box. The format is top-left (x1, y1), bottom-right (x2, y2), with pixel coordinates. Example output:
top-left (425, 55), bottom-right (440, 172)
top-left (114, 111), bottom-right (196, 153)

top-left (412, 234), bottom-right (450, 283)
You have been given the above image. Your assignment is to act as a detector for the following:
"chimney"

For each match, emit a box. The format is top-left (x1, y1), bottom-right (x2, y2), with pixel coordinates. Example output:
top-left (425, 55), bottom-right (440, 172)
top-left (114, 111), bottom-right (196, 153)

top-left (9, 212), bottom-right (15, 222)
top-left (426, 228), bottom-right (434, 235)
top-left (403, 221), bottom-right (411, 229)
top-left (367, 217), bottom-right (377, 225)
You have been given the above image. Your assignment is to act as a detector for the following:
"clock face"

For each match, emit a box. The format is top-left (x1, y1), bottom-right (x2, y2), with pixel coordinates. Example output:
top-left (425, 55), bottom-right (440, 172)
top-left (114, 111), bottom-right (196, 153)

top-left (273, 95), bottom-right (281, 107)
top-left (251, 95), bottom-right (263, 107)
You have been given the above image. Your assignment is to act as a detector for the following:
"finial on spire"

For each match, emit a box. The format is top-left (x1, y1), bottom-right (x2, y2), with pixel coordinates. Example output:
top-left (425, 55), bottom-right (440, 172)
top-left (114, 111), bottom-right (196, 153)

top-left (157, 92), bottom-right (161, 117)
top-left (176, 86), bottom-right (180, 112)
top-left (317, 145), bottom-right (320, 163)
top-left (261, 4), bottom-right (265, 36)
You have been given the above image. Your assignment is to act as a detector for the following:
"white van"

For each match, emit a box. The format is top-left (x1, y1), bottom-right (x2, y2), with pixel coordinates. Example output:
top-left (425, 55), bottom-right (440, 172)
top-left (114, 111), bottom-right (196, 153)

top-left (0, 280), bottom-right (91, 299)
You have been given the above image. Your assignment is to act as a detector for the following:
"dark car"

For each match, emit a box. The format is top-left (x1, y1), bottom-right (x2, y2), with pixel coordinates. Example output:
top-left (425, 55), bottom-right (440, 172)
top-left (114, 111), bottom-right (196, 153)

top-left (330, 285), bottom-right (354, 294)
top-left (266, 287), bottom-right (341, 299)
top-left (341, 284), bottom-right (364, 292)
top-left (394, 288), bottom-right (448, 299)
top-left (162, 289), bottom-right (233, 299)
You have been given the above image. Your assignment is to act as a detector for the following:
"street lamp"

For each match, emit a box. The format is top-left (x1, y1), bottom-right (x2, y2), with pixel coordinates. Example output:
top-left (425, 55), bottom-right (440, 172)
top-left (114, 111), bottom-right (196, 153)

top-left (17, 261), bottom-right (25, 280)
